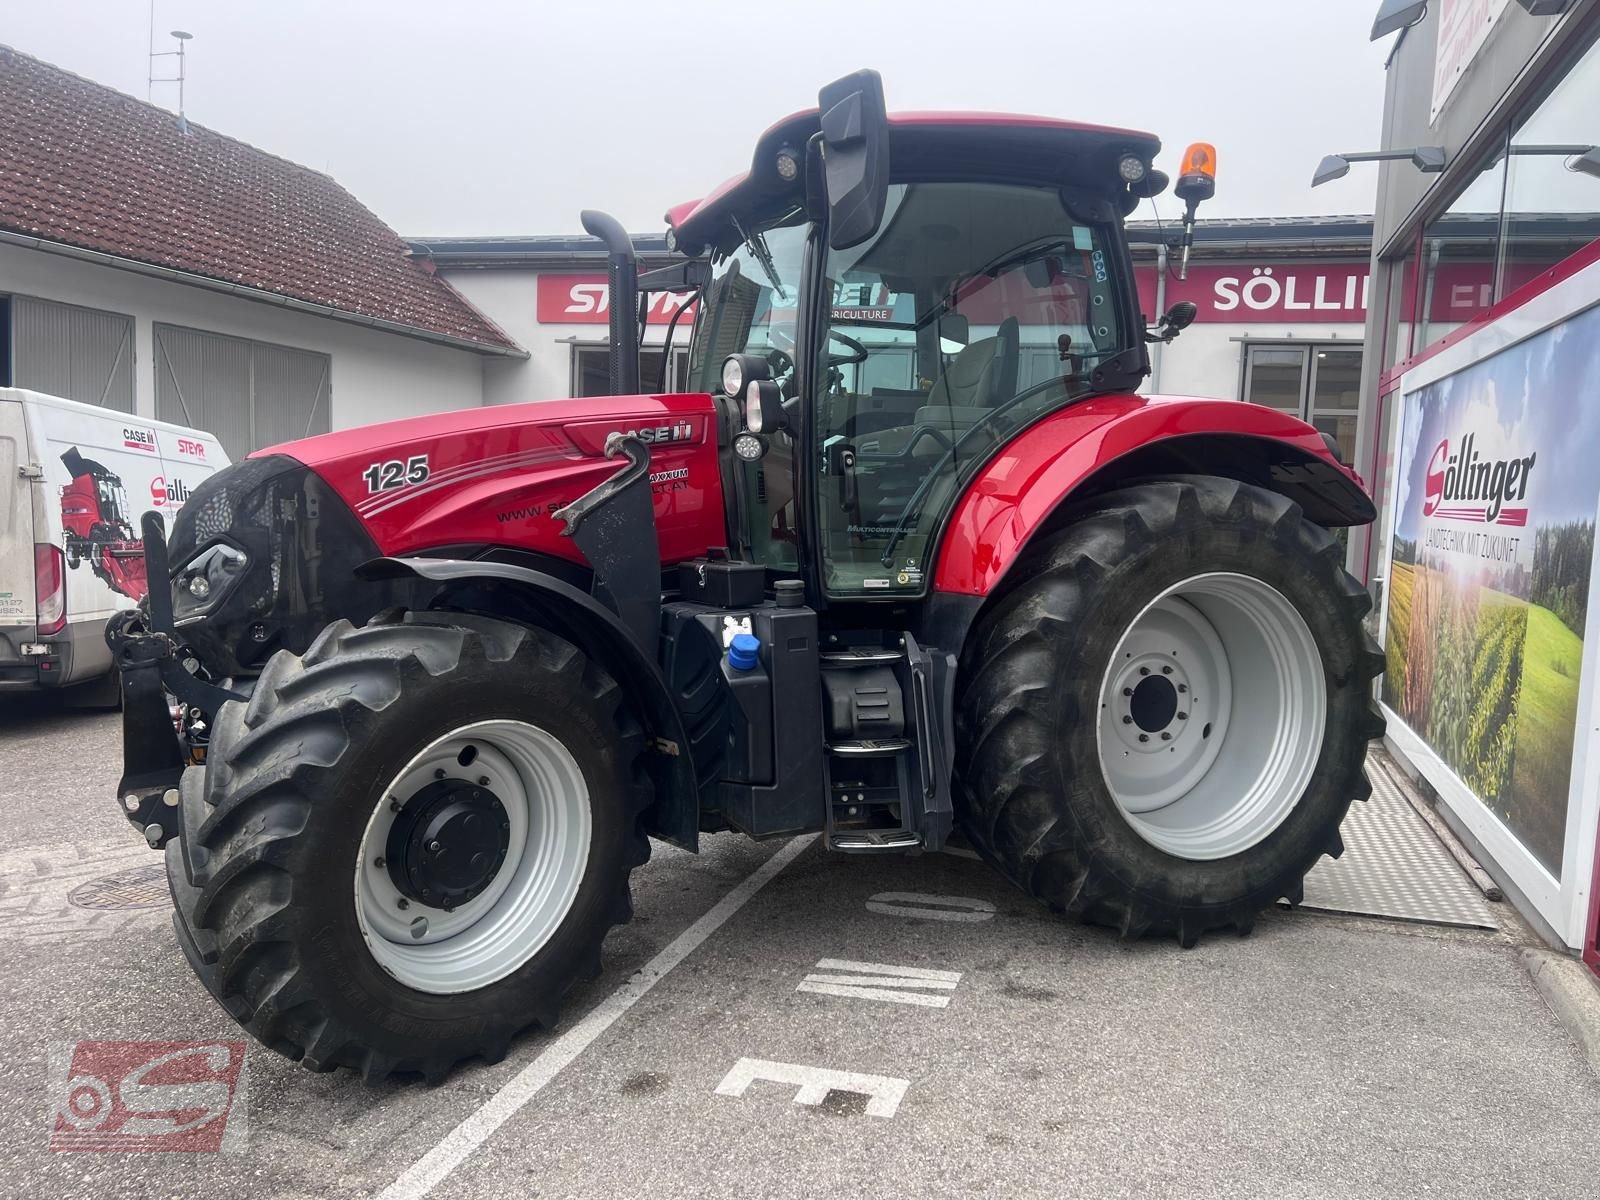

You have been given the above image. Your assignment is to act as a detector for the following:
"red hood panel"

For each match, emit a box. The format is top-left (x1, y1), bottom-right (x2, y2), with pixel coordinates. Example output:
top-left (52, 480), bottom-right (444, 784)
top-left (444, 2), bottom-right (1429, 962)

top-left (254, 393), bottom-right (725, 567)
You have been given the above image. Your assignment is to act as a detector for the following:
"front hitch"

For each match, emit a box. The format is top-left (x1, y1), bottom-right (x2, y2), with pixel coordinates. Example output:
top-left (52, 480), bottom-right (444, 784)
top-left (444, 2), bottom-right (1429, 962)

top-left (105, 512), bottom-right (245, 848)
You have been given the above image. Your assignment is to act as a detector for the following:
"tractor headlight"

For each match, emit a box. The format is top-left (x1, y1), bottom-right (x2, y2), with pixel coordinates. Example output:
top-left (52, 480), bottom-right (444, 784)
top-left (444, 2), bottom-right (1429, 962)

top-left (720, 352), bottom-right (772, 398)
top-left (171, 542), bottom-right (249, 626)
top-left (1119, 154), bottom-right (1148, 183)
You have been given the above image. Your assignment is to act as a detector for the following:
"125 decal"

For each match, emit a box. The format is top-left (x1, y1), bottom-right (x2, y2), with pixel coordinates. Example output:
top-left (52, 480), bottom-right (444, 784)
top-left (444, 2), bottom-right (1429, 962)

top-left (362, 454), bottom-right (430, 493)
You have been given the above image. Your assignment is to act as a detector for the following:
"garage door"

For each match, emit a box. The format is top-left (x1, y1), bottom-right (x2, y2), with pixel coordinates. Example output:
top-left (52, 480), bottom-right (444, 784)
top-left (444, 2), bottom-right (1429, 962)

top-left (10, 296), bottom-right (134, 412)
top-left (154, 324), bottom-right (331, 460)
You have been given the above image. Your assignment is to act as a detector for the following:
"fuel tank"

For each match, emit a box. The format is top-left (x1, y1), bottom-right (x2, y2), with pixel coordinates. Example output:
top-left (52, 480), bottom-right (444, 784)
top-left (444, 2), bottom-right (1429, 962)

top-left (261, 392), bottom-right (727, 567)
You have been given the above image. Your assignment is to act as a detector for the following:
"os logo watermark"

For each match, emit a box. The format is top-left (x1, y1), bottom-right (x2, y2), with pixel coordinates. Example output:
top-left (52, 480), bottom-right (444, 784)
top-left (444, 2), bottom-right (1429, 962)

top-left (48, 1041), bottom-right (248, 1152)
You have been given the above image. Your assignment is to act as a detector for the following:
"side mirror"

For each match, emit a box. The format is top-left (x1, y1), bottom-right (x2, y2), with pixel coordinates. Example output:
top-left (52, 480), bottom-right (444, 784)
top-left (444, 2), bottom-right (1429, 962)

top-left (817, 70), bottom-right (891, 251)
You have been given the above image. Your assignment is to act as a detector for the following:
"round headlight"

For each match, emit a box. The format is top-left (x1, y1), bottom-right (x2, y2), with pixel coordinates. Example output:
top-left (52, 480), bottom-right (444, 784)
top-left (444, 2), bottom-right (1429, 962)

top-left (745, 381), bottom-right (765, 434)
top-left (775, 148), bottom-right (800, 182)
top-left (1119, 154), bottom-right (1148, 183)
top-left (721, 355), bottom-right (745, 397)
top-left (733, 431), bottom-right (766, 462)
top-left (664, 227), bottom-right (679, 254)
top-left (187, 574), bottom-right (211, 599)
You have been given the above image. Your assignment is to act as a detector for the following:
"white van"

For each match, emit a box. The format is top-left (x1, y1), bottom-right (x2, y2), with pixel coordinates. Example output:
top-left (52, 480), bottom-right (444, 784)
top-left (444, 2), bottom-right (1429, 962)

top-left (0, 389), bottom-right (229, 698)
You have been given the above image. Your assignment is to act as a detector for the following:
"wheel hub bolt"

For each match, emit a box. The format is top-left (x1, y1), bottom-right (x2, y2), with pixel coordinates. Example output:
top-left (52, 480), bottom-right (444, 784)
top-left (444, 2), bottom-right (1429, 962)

top-left (1123, 687), bottom-right (1134, 697)
top-left (428, 840), bottom-right (442, 853)
top-left (397, 898), bottom-right (409, 910)
top-left (1177, 712), bottom-right (1188, 721)
top-left (434, 768), bottom-right (446, 780)
top-left (375, 856), bottom-right (385, 868)
top-left (1138, 666), bottom-right (1150, 676)
top-left (1138, 734), bottom-right (1149, 743)
top-left (1162, 666), bottom-right (1172, 675)
top-left (1161, 732), bottom-right (1172, 741)
top-left (1177, 684), bottom-right (1188, 694)
top-left (1122, 716), bottom-right (1133, 725)
top-left (478, 776), bottom-right (490, 786)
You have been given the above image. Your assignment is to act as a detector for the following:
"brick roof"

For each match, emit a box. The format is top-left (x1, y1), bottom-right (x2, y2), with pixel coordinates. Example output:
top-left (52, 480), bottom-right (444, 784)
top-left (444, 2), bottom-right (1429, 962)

top-left (0, 44), bottom-right (520, 354)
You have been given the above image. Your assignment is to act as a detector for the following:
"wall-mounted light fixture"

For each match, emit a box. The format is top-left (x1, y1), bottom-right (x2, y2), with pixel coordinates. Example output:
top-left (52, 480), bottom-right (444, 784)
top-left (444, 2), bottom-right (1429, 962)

top-left (1371, 0), bottom-right (1427, 40)
top-left (1312, 146), bottom-right (1448, 187)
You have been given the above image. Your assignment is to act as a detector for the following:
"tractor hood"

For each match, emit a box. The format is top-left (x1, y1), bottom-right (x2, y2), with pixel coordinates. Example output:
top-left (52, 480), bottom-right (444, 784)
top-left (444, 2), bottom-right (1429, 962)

top-left (163, 392), bottom-right (727, 678)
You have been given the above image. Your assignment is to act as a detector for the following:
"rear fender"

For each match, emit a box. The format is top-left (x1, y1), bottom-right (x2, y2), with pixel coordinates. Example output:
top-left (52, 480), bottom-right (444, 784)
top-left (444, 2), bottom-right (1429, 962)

top-left (932, 396), bottom-right (1375, 598)
top-left (358, 556), bottom-right (697, 852)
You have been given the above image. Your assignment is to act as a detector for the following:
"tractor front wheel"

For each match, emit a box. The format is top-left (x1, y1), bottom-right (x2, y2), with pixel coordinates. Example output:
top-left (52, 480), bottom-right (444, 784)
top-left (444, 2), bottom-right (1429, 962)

top-left (165, 612), bottom-right (650, 1082)
top-left (955, 476), bottom-right (1384, 945)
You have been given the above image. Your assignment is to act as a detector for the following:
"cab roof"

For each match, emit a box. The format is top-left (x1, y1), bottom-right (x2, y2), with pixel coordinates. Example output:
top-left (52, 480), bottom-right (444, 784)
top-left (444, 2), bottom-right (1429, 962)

top-left (665, 109), bottom-right (1161, 251)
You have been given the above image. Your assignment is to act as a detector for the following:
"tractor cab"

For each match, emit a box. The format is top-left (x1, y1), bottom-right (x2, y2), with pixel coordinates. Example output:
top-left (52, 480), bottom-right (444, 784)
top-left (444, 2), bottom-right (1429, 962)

top-left (660, 75), bottom-right (1196, 602)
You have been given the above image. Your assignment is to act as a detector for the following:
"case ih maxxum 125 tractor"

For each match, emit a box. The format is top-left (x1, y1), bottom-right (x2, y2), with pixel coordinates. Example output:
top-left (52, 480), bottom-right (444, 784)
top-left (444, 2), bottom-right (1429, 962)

top-left (108, 73), bottom-right (1384, 1083)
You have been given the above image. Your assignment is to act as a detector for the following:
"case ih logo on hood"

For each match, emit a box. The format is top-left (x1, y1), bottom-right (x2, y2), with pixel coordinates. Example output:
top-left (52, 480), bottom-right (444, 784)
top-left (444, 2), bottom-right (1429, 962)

top-left (150, 476), bottom-right (192, 507)
top-left (622, 423), bottom-right (694, 444)
top-left (1422, 433), bottom-right (1535, 526)
top-left (123, 428), bottom-right (157, 453)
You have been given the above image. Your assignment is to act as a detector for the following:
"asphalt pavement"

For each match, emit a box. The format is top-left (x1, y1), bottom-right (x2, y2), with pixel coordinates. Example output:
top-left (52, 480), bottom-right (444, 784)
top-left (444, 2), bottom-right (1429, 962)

top-left (2, 693), bottom-right (1596, 1200)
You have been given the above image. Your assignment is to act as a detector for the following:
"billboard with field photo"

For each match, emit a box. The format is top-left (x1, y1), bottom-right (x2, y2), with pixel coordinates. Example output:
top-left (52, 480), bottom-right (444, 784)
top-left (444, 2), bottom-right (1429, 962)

top-left (1384, 301), bottom-right (1600, 878)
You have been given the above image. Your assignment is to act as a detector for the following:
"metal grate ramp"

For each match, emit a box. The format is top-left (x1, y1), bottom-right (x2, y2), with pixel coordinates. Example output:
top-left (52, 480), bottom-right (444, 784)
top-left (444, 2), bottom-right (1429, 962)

top-left (1293, 759), bottom-right (1497, 929)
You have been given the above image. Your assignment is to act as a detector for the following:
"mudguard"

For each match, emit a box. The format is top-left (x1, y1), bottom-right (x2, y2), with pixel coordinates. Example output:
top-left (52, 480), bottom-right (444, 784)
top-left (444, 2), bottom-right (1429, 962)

top-left (358, 556), bottom-right (699, 852)
top-left (933, 394), bottom-right (1375, 597)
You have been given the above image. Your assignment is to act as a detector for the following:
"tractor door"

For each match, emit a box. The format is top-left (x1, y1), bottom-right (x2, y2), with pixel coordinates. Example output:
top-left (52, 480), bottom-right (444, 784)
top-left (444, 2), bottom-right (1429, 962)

top-left (685, 212), bottom-right (810, 570)
top-left (809, 180), bottom-right (1139, 598)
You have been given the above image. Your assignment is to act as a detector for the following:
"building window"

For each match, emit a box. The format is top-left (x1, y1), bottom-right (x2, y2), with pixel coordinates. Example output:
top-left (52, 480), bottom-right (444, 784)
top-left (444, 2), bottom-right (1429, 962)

top-left (5, 294), bottom-right (135, 411)
top-left (571, 344), bottom-right (689, 397)
top-left (1499, 35), bottom-right (1600, 295)
top-left (1241, 343), bottom-right (1363, 463)
top-left (1417, 148), bottom-right (1507, 349)
top-left (154, 324), bottom-right (330, 460)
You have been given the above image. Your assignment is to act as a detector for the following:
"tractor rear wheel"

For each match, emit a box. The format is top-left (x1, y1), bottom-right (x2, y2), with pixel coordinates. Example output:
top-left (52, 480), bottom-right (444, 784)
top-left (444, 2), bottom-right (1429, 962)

top-left (955, 476), bottom-right (1384, 945)
top-left (165, 611), bottom-right (650, 1082)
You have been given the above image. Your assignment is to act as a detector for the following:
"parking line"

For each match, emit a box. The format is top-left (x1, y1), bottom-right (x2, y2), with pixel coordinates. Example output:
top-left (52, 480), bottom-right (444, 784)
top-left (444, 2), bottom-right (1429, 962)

top-left (376, 833), bottom-right (818, 1200)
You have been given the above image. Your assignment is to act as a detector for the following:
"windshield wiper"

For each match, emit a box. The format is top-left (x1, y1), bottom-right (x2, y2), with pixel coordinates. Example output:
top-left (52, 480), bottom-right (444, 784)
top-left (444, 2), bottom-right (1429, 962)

top-left (733, 217), bottom-right (786, 300)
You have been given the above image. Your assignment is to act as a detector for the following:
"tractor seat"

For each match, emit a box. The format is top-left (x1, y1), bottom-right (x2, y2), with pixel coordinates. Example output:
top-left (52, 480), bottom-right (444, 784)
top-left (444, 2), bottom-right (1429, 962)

top-left (926, 316), bottom-right (1020, 410)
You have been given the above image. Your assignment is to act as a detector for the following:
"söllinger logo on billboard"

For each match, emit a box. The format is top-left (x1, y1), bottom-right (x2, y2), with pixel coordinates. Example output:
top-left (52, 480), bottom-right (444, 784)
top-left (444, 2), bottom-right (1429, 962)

top-left (48, 1040), bottom-right (248, 1152)
top-left (1422, 433), bottom-right (1536, 526)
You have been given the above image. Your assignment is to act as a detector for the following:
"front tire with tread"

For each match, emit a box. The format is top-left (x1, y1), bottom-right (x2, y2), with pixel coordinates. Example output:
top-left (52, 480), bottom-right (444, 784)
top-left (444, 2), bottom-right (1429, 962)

top-left (165, 611), bottom-right (651, 1083)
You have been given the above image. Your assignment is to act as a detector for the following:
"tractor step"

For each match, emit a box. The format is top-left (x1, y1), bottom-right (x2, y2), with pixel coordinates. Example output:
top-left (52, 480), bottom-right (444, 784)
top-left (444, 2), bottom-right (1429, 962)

top-left (830, 830), bottom-right (922, 853)
top-left (819, 634), bottom-right (955, 854)
top-left (827, 738), bottom-right (913, 756)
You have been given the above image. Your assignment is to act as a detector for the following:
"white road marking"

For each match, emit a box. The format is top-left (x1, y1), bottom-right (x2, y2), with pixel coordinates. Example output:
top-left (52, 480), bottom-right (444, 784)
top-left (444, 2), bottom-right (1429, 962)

top-left (796, 958), bottom-right (962, 1009)
top-left (715, 1057), bottom-right (910, 1119)
top-left (375, 834), bottom-right (817, 1200)
top-left (865, 891), bottom-right (997, 922)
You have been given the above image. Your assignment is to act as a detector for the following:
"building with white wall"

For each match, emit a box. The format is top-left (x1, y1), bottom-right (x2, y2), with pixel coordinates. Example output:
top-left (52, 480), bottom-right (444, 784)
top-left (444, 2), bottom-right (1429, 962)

top-left (0, 45), bottom-right (523, 460)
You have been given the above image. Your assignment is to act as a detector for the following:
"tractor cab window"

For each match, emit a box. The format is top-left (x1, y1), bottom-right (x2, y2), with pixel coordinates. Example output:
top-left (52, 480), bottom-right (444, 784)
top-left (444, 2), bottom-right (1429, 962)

top-left (813, 181), bottom-right (1130, 597)
top-left (689, 213), bottom-right (809, 568)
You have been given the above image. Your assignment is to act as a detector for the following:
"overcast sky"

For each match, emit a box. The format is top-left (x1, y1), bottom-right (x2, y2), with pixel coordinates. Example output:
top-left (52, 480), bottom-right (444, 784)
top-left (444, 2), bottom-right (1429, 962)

top-left (6, 1), bottom-right (1394, 238)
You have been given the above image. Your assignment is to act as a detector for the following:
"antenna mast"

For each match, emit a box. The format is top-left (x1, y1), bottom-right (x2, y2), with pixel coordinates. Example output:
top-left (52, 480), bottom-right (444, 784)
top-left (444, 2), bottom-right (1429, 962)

top-left (148, 26), bottom-right (195, 123)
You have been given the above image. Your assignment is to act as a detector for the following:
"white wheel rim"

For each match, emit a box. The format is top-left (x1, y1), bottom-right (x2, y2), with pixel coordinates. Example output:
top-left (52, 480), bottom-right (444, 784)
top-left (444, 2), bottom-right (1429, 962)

top-left (1094, 572), bottom-right (1326, 860)
top-left (354, 719), bottom-right (591, 994)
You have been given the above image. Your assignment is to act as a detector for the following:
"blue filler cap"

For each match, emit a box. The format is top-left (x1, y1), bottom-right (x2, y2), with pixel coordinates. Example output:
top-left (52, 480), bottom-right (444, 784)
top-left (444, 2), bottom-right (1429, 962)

top-left (728, 633), bottom-right (761, 671)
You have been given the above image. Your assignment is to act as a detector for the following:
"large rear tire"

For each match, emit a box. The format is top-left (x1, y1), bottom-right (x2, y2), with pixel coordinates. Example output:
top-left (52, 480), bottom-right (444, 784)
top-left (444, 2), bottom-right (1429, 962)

top-left (165, 611), bottom-right (650, 1082)
top-left (955, 477), bottom-right (1385, 945)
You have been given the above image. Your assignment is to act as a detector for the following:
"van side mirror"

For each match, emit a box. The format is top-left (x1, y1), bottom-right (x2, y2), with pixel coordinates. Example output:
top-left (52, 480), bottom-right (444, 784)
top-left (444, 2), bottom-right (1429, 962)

top-left (817, 70), bottom-right (891, 251)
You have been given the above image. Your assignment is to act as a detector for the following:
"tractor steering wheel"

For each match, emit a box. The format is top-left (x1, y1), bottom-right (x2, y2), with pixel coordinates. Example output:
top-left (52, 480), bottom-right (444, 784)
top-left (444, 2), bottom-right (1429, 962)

top-left (828, 330), bottom-right (869, 367)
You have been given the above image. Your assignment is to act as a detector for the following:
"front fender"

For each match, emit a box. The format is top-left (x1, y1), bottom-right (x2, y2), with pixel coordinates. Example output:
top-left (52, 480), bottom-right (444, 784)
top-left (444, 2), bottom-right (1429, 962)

top-left (932, 395), bottom-right (1374, 597)
top-left (358, 556), bottom-right (698, 852)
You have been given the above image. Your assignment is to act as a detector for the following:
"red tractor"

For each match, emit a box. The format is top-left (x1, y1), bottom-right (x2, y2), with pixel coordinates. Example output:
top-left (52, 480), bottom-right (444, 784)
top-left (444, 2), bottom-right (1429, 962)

top-left (60, 446), bottom-right (149, 601)
top-left (108, 72), bottom-right (1383, 1083)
